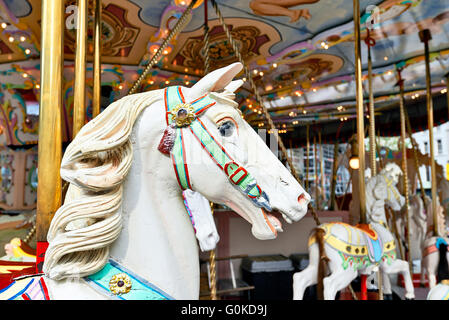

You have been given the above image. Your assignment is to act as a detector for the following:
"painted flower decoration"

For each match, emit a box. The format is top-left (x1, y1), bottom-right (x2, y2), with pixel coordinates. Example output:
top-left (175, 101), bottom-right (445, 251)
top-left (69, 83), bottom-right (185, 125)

top-left (109, 273), bottom-right (132, 295)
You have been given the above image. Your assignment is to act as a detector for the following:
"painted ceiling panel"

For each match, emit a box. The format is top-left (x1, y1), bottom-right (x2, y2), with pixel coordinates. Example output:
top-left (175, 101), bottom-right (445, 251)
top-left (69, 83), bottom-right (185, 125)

top-left (0, 0), bottom-right (447, 144)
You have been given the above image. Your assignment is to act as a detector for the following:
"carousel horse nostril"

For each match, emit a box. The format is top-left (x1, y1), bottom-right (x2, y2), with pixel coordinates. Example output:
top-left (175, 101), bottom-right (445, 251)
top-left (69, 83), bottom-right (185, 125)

top-left (298, 193), bottom-right (307, 205)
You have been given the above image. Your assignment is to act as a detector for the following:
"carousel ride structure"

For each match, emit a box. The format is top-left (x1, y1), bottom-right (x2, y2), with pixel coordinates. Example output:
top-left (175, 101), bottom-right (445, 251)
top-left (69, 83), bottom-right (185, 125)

top-left (0, 0), bottom-right (448, 301)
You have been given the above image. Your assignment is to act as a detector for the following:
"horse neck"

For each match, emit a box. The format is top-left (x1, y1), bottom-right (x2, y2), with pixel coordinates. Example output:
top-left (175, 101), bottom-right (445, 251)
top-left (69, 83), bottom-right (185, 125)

top-left (108, 143), bottom-right (200, 299)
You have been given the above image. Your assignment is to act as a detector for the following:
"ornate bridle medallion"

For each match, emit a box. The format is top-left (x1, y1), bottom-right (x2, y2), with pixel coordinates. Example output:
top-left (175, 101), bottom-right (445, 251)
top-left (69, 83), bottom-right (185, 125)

top-left (170, 103), bottom-right (195, 127)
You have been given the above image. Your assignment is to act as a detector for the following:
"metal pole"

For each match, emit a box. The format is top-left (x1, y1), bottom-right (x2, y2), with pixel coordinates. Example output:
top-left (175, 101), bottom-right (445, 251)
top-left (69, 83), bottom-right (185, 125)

top-left (319, 131), bottom-right (325, 208)
top-left (353, 0), bottom-right (367, 224)
top-left (329, 140), bottom-right (339, 210)
top-left (36, 0), bottom-right (63, 271)
top-left (128, 0), bottom-right (198, 95)
top-left (306, 124), bottom-right (310, 192)
top-left (419, 29), bottom-right (439, 237)
top-left (209, 202), bottom-right (217, 300)
top-left (72, 0), bottom-right (88, 138)
top-left (92, 0), bottom-right (102, 119)
top-left (314, 134), bottom-right (318, 209)
top-left (367, 44), bottom-right (377, 176)
top-left (398, 73), bottom-right (413, 276)
top-left (445, 73), bottom-right (449, 121)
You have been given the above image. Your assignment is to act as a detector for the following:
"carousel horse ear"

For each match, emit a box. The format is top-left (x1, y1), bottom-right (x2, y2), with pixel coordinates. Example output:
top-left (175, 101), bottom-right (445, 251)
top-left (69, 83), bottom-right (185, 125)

top-left (190, 62), bottom-right (243, 96)
top-left (224, 80), bottom-right (244, 93)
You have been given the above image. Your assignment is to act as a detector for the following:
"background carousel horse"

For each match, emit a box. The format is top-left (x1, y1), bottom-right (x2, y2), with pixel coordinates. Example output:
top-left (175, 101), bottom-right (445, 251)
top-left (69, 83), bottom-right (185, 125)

top-left (427, 280), bottom-right (449, 300)
top-left (436, 169), bottom-right (449, 219)
top-left (419, 194), bottom-right (449, 289)
top-left (293, 163), bottom-right (415, 300)
top-left (0, 63), bottom-right (311, 300)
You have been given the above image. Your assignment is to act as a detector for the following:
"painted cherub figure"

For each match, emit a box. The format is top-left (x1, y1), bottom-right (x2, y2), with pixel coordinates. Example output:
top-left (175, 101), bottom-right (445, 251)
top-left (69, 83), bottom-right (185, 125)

top-left (249, 0), bottom-right (320, 23)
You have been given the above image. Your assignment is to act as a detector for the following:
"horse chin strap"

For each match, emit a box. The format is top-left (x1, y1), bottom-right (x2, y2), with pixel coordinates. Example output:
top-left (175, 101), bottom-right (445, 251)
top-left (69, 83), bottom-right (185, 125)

top-left (158, 86), bottom-right (272, 212)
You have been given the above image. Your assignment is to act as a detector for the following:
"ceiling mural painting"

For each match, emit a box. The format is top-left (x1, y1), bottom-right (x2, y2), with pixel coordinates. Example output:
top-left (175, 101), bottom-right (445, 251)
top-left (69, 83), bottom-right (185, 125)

top-left (0, 0), bottom-right (446, 144)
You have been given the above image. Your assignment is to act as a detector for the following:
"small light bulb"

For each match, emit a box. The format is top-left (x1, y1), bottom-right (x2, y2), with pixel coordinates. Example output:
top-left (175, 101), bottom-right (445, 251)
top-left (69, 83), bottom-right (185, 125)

top-left (349, 157), bottom-right (360, 170)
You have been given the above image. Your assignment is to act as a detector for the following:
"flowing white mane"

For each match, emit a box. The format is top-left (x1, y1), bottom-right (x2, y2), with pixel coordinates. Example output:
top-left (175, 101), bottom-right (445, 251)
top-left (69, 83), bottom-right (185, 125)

top-left (43, 89), bottom-right (165, 279)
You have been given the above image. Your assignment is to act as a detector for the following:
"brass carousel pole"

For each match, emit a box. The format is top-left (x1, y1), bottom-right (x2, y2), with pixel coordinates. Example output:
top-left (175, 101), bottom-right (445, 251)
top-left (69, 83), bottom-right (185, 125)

top-left (319, 131), bottom-right (325, 208)
top-left (354, 0), bottom-right (368, 300)
top-left (329, 140), bottom-right (339, 210)
top-left (366, 34), bottom-right (376, 176)
top-left (203, 0), bottom-right (217, 300)
top-left (366, 30), bottom-right (383, 300)
top-left (397, 70), bottom-right (413, 277)
top-left (72, 0), bottom-right (88, 138)
top-left (419, 29), bottom-right (439, 237)
top-left (314, 134), bottom-right (318, 209)
top-left (353, 0), bottom-right (367, 224)
top-left (36, 0), bottom-right (64, 271)
top-left (92, 0), bottom-right (102, 119)
top-left (445, 72), bottom-right (449, 121)
top-left (306, 123), bottom-right (310, 192)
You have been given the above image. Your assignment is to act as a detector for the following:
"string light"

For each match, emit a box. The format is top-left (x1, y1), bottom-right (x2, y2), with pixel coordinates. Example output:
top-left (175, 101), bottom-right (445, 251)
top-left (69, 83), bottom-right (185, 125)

top-left (272, 63), bottom-right (277, 68)
top-left (118, 84), bottom-right (123, 90)
top-left (20, 36), bottom-right (26, 42)
top-left (8, 36), bottom-right (14, 42)
top-left (384, 56), bottom-right (388, 61)
top-left (22, 73), bottom-right (28, 78)
top-left (1, 22), bottom-right (7, 28)
top-left (35, 84), bottom-right (40, 89)
top-left (25, 48), bottom-right (31, 55)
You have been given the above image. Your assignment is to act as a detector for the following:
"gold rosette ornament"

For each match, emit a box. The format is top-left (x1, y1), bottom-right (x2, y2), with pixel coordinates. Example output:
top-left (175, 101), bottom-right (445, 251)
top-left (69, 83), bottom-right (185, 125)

top-left (170, 103), bottom-right (195, 127)
top-left (109, 273), bottom-right (132, 295)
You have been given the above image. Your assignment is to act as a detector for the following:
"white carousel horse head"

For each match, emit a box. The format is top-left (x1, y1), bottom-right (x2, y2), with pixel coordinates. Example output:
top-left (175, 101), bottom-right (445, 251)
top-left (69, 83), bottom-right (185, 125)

top-left (365, 162), bottom-right (405, 224)
top-left (39, 62), bottom-right (310, 299)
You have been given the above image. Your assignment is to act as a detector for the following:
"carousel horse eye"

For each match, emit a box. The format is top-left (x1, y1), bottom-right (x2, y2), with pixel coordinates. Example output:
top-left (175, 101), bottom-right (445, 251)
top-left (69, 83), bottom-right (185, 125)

top-left (218, 121), bottom-right (235, 137)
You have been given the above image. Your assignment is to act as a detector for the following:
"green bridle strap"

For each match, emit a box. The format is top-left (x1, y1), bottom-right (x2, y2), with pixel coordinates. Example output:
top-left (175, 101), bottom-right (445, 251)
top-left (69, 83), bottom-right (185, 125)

top-left (164, 86), bottom-right (271, 211)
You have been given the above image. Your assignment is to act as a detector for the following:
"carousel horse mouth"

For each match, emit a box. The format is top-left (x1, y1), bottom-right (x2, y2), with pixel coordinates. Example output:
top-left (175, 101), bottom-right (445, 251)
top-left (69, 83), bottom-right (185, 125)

top-left (266, 209), bottom-right (283, 232)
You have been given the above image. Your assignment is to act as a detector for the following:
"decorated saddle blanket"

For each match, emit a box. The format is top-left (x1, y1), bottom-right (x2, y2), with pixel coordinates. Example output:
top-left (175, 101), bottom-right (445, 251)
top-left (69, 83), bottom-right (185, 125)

top-left (0, 275), bottom-right (49, 300)
top-left (309, 222), bottom-right (396, 267)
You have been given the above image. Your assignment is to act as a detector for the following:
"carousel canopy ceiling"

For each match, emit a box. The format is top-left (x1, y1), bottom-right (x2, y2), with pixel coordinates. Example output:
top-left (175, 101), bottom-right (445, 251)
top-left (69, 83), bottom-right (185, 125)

top-left (0, 0), bottom-right (448, 145)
